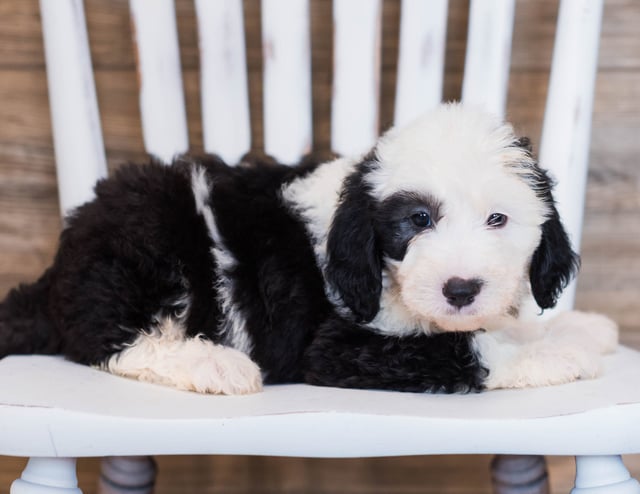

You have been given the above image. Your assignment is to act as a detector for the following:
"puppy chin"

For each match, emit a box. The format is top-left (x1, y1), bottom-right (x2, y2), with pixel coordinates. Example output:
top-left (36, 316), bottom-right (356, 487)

top-left (431, 315), bottom-right (486, 332)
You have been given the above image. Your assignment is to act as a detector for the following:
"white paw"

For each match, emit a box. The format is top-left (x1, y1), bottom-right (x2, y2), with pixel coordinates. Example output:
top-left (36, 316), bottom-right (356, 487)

top-left (187, 344), bottom-right (263, 395)
top-left (493, 343), bottom-right (601, 389)
top-left (476, 328), bottom-right (605, 390)
top-left (546, 310), bottom-right (619, 355)
top-left (105, 328), bottom-right (264, 395)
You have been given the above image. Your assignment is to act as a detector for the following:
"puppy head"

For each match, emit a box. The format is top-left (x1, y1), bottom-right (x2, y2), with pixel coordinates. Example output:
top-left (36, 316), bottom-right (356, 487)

top-left (326, 103), bottom-right (578, 331)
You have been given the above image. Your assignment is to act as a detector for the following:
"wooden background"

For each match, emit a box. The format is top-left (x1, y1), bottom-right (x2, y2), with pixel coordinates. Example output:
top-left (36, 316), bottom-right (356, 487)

top-left (0, 0), bottom-right (639, 492)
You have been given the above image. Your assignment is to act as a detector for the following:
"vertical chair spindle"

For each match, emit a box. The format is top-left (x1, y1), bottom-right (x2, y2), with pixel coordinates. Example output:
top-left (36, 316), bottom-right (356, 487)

top-left (39, 0), bottom-right (108, 218)
top-left (11, 458), bottom-right (82, 494)
top-left (394, 0), bottom-right (448, 127)
top-left (462, 0), bottom-right (516, 120)
top-left (331, 0), bottom-right (382, 157)
top-left (98, 457), bottom-right (156, 494)
top-left (538, 0), bottom-right (604, 313)
top-left (572, 456), bottom-right (640, 494)
top-left (196, 0), bottom-right (251, 165)
top-left (129, 0), bottom-right (189, 164)
top-left (261, 0), bottom-right (313, 164)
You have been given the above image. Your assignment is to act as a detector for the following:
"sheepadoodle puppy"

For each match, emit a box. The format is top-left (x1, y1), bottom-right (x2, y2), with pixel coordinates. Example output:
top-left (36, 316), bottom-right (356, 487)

top-left (0, 104), bottom-right (617, 394)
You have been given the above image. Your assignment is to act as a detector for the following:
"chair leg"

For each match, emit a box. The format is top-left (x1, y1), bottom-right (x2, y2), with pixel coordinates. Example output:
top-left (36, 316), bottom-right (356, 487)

top-left (491, 455), bottom-right (550, 494)
top-left (11, 457), bottom-right (83, 493)
top-left (571, 455), bottom-right (640, 493)
top-left (97, 456), bottom-right (157, 494)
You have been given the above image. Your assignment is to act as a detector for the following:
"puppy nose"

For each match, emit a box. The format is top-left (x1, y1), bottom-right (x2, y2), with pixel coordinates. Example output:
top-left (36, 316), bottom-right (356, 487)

top-left (442, 277), bottom-right (483, 308)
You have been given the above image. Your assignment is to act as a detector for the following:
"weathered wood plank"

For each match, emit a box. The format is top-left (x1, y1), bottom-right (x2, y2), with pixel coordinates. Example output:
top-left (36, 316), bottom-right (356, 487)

top-left (0, 0), bottom-right (45, 68)
top-left (394, 0), bottom-right (448, 126)
top-left (195, 0), bottom-right (251, 165)
top-left (462, 0), bottom-right (515, 119)
top-left (261, 0), bottom-right (312, 163)
top-left (129, 0), bottom-right (189, 163)
top-left (331, 0), bottom-right (382, 156)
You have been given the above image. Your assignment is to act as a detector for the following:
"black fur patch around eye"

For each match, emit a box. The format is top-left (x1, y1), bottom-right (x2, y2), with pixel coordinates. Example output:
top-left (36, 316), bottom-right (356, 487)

top-left (374, 192), bottom-right (442, 260)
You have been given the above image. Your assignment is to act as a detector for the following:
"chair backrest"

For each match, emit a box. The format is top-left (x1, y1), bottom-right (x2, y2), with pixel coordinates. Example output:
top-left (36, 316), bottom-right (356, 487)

top-left (38, 0), bottom-right (604, 313)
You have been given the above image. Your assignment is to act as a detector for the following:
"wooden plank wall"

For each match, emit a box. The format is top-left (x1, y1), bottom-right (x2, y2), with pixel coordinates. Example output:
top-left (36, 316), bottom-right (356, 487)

top-left (0, 1), bottom-right (639, 492)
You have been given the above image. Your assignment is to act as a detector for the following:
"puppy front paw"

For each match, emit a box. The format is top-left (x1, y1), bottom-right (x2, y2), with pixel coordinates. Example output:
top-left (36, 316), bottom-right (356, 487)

top-left (107, 339), bottom-right (264, 395)
top-left (484, 344), bottom-right (602, 390)
top-left (476, 328), bottom-right (606, 390)
top-left (189, 345), bottom-right (264, 395)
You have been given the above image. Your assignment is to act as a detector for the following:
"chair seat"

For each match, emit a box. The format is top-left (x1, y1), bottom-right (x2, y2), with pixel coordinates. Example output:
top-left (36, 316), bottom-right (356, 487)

top-left (2, 346), bottom-right (640, 459)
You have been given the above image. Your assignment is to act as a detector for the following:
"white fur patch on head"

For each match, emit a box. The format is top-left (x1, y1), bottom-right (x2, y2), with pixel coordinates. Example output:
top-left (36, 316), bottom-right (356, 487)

top-left (370, 104), bottom-right (542, 203)
top-left (102, 318), bottom-right (263, 394)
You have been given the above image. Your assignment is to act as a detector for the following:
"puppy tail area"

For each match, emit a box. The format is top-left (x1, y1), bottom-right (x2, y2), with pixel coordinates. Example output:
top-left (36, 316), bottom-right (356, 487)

top-left (101, 318), bottom-right (263, 395)
top-left (0, 269), bottom-right (60, 358)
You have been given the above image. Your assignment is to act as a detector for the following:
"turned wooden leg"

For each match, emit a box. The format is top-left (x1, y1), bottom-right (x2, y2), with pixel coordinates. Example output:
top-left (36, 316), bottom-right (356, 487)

top-left (491, 455), bottom-right (550, 494)
top-left (11, 457), bottom-right (82, 493)
top-left (98, 456), bottom-right (157, 494)
top-left (571, 455), bottom-right (640, 494)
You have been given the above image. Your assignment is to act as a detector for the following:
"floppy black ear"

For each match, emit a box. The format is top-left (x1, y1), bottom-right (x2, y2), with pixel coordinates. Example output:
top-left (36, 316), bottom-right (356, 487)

top-left (527, 164), bottom-right (580, 310)
top-left (326, 160), bottom-right (382, 323)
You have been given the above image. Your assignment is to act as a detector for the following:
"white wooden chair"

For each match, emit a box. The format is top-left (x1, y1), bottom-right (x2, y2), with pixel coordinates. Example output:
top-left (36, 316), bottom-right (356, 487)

top-left (2, 1), bottom-right (640, 493)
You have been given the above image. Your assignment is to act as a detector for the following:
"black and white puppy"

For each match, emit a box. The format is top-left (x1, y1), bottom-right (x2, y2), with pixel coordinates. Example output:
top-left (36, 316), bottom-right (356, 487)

top-left (0, 104), bottom-right (617, 394)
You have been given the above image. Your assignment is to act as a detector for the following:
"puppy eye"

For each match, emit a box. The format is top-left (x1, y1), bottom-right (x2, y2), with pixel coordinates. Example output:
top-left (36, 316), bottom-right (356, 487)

top-left (487, 213), bottom-right (508, 228)
top-left (411, 211), bottom-right (432, 228)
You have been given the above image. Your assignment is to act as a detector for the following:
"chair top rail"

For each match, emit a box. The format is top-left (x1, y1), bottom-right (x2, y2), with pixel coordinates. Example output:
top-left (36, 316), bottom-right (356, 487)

top-left (39, 0), bottom-right (108, 218)
top-left (394, 0), bottom-right (448, 127)
top-left (461, 0), bottom-right (516, 120)
top-left (262, 0), bottom-right (313, 164)
top-left (331, 0), bottom-right (382, 157)
top-left (129, 0), bottom-right (189, 164)
top-left (195, 0), bottom-right (251, 165)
